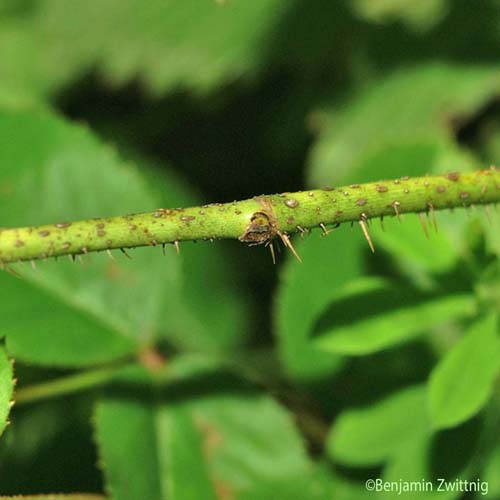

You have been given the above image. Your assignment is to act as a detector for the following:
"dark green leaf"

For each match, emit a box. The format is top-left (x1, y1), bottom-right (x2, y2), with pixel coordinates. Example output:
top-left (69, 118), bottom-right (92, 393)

top-left (483, 446), bottom-right (500, 499)
top-left (0, 496), bottom-right (105, 500)
top-left (429, 314), bottom-right (500, 429)
top-left (383, 438), bottom-right (462, 500)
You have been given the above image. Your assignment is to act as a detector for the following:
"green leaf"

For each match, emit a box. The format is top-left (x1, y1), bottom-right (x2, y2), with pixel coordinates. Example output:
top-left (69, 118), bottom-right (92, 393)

top-left (0, 496), bottom-right (105, 500)
top-left (95, 369), bottom-right (325, 500)
top-left (308, 62), bottom-right (500, 186)
top-left (275, 225), bottom-right (365, 380)
top-left (483, 445), bottom-right (500, 499)
top-left (0, 346), bottom-right (13, 436)
top-left (428, 314), bottom-right (500, 430)
top-left (383, 438), bottom-right (462, 500)
top-left (328, 385), bottom-right (428, 466)
top-left (0, 109), bottom-right (246, 366)
top-left (313, 277), bottom-right (476, 355)
top-left (350, 0), bottom-right (449, 32)
top-left (0, 0), bottom-right (287, 99)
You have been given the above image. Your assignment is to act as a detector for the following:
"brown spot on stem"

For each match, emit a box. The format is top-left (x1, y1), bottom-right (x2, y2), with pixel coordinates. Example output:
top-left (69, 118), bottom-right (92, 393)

top-left (376, 185), bottom-right (388, 193)
top-left (15, 240), bottom-right (24, 247)
top-left (39, 230), bottom-right (50, 237)
top-left (55, 222), bottom-right (71, 229)
top-left (459, 192), bottom-right (470, 199)
top-left (239, 212), bottom-right (275, 245)
top-left (284, 198), bottom-right (299, 208)
top-left (436, 185), bottom-right (446, 193)
top-left (97, 230), bottom-right (106, 237)
top-left (180, 215), bottom-right (196, 222)
top-left (356, 198), bottom-right (367, 206)
top-left (96, 223), bottom-right (105, 229)
top-left (447, 172), bottom-right (460, 182)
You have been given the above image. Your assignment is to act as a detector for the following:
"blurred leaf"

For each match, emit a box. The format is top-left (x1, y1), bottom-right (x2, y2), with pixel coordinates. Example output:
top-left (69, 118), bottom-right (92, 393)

top-left (313, 277), bottom-right (476, 355)
top-left (383, 437), bottom-right (462, 500)
top-left (0, 109), bottom-right (246, 366)
top-left (0, 394), bottom-right (102, 494)
top-left (275, 226), bottom-right (365, 380)
top-left (95, 370), bottom-right (326, 500)
top-left (0, 346), bottom-right (13, 437)
top-left (328, 385), bottom-right (428, 466)
top-left (483, 445), bottom-right (500, 499)
top-left (0, 0), bottom-right (287, 100)
top-left (308, 62), bottom-right (500, 186)
top-left (350, 0), bottom-right (449, 32)
top-left (0, 496), bottom-right (105, 500)
top-left (429, 314), bottom-right (500, 430)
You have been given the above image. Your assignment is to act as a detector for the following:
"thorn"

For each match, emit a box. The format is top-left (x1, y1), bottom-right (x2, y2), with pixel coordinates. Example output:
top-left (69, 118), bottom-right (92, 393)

top-left (77, 255), bottom-right (84, 264)
top-left (319, 223), bottom-right (331, 235)
top-left (392, 201), bottom-right (402, 222)
top-left (162, 243), bottom-right (166, 256)
top-left (1, 263), bottom-right (22, 279)
top-left (120, 248), bottom-right (132, 259)
top-left (106, 249), bottom-right (115, 260)
top-left (418, 213), bottom-right (429, 239)
top-left (296, 225), bottom-right (306, 239)
top-left (30, 260), bottom-right (37, 270)
top-left (69, 254), bottom-right (75, 263)
top-left (359, 217), bottom-right (375, 253)
top-left (428, 203), bottom-right (438, 233)
top-left (278, 231), bottom-right (302, 262)
top-left (174, 240), bottom-right (180, 255)
top-left (379, 215), bottom-right (385, 231)
top-left (267, 241), bottom-right (276, 264)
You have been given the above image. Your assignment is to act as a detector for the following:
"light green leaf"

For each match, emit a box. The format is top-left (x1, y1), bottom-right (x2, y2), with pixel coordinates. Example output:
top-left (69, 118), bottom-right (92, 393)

top-left (0, 346), bottom-right (13, 437)
top-left (308, 62), bottom-right (500, 186)
top-left (0, 109), bottom-right (246, 366)
top-left (95, 370), bottom-right (325, 500)
top-left (350, 0), bottom-right (449, 32)
top-left (0, 0), bottom-right (287, 99)
top-left (313, 277), bottom-right (476, 355)
top-left (275, 225), bottom-right (365, 380)
top-left (429, 314), bottom-right (500, 430)
top-left (328, 385), bottom-right (428, 466)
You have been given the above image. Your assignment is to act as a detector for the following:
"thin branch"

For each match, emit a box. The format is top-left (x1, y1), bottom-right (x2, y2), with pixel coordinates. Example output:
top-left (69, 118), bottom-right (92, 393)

top-left (14, 363), bottom-right (131, 406)
top-left (0, 169), bottom-right (499, 265)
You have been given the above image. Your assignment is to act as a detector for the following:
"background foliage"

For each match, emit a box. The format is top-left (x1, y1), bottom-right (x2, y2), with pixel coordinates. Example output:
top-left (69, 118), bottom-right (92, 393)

top-left (0, 1), bottom-right (499, 499)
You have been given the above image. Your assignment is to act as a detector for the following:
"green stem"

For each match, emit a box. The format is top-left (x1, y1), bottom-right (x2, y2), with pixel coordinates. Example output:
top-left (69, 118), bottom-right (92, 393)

top-left (14, 364), bottom-right (130, 406)
top-left (1, 169), bottom-right (498, 264)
